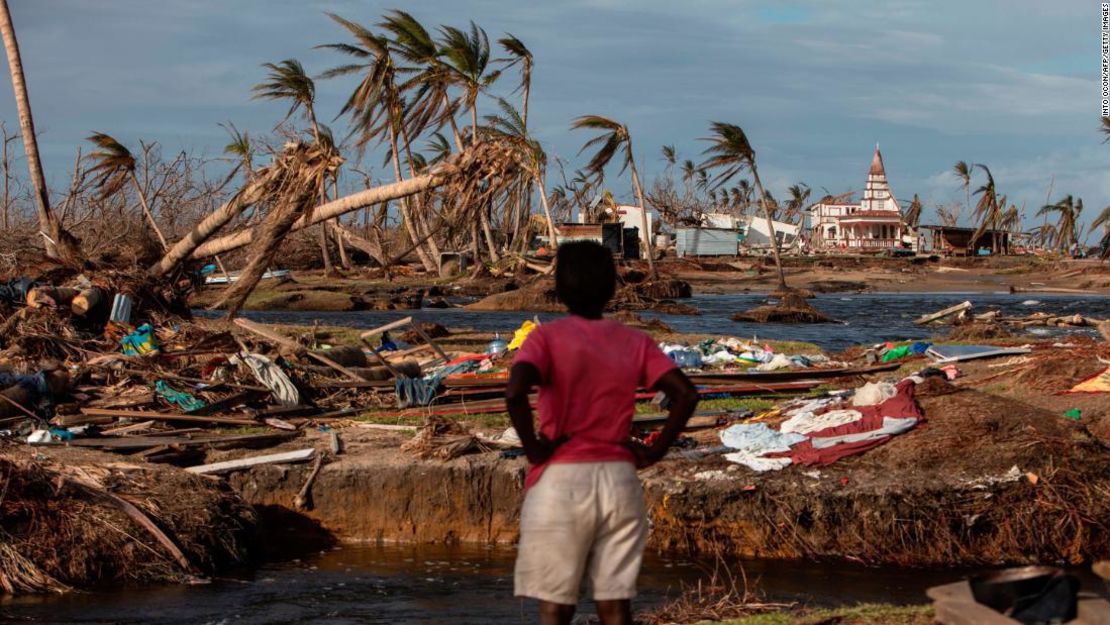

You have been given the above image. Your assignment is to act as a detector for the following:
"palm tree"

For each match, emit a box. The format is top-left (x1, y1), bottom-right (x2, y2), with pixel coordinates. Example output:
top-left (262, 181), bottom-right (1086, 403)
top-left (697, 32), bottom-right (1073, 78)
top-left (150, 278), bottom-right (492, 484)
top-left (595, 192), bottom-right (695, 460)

top-left (570, 114), bottom-right (654, 273)
top-left (253, 59), bottom-right (321, 141)
top-left (1037, 195), bottom-right (1082, 254)
top-left (953, 161), bottom-right (973, 223)
top-left (0, 0), bottom-right (72, 260)
top-left (253, 58), bottom-right (339, 274)
top-left (319, 15), bottom-right (438, 272)
top-left (497, 34), bottom-right (532, 129)
top-left (439, 21), bottom-right (500, 143)
top-left (1090, 204), bottom-right (1110, 259)
top-left (85, 132), bottom-right (168, 250)
top-left (484, 98), bottom-right (557, 250)
top-left (785, 183), bottom-right (811, 224)
top-left (497, 34), bottom-right (535, 254)
top-left (220, 121), bottom-right (253, 176)
top-left (700, 121), bottom-right (787, 291)
top-left (970, 164), bottom-right (1003, 253)
top-left (904, 193), bottom-right (923, 229)
top-left (380, 9), bottom-right (462, 149)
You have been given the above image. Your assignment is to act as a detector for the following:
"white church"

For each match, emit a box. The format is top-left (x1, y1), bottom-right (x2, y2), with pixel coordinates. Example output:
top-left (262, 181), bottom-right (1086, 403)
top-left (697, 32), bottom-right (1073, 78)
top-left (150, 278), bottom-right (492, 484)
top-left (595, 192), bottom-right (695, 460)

top-left (807, 147), bottom-right (914, 252)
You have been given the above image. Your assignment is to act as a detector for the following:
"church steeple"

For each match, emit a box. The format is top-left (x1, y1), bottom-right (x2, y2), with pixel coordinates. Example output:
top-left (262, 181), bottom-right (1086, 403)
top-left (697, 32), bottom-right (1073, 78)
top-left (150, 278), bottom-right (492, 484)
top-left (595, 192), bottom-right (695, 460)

top-left (862, 144), bottom-right (897, 212)
top-left (869, 145), bottom-right (886, 176)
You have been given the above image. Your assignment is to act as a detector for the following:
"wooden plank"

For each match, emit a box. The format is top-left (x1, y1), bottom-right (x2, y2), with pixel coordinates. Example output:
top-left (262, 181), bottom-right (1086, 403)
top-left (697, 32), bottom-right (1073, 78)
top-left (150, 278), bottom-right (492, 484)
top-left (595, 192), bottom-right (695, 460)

top-left (185, 448), bottom-right (316, 475)
top-left (914, 300), bottom-right (972, 325)
top-left (185, 390), bottom-right (262, 416)
top-left (32, 431), bottom-right (298, 451)
top-left (79, 408), bottom-right (257, 426)
top-left (359, 316), bottom-right (414, 340)
top-left (234, 318), bottom-right (368, 382)
top-left (688, 363), bottom-right (901, 384)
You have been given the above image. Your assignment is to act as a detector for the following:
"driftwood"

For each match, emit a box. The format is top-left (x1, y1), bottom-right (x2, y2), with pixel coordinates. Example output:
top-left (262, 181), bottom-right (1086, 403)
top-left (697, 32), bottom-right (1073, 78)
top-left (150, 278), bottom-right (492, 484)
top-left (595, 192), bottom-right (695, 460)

top-left (185, 448), bottom-right (315, 475)
top-left (915, 301), bottom-right (972, 325)
top-left (292, 454), bottom-right (325, 512)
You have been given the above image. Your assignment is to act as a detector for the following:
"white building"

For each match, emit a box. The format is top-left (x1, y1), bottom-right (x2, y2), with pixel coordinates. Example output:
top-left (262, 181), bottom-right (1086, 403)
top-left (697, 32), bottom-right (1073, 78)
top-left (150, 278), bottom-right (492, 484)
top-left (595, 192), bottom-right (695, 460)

top-left (808, 147), bottom-right (913, 252)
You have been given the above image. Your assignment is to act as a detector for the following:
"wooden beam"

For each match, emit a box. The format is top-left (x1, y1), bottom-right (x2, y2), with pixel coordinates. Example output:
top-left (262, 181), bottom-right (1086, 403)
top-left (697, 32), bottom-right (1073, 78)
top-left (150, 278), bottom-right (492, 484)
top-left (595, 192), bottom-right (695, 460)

top-left (185, 448), bottom-right (316, 475)
top-left (914, 300), bottom-right (972, 325)
top-left (79, 408), bottom-right (257, 426)
top-left (359, 316), bottom-right (414, 340)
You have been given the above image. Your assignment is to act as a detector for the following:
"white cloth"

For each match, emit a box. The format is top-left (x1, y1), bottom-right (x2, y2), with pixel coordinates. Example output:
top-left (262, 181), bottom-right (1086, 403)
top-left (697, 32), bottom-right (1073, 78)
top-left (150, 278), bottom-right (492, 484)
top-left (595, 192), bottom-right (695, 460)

top-left (756, 353), bottom-right (794, 371)
top-left (780, 408), bottom-right (864, 435)
top-left (851, 382), bottom-right (898, 407)
top-left (810, 417), bottom-right (918, 449)
top-left (719, 423), bottom-right (806, 472)
top-left (232, 352), bottom-right (300, 406)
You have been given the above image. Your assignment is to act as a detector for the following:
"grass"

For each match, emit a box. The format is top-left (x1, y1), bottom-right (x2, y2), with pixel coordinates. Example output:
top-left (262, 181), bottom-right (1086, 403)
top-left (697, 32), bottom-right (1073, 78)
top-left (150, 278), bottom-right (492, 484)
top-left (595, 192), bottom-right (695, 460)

top-left (709, 604), bottom-right (933, 625)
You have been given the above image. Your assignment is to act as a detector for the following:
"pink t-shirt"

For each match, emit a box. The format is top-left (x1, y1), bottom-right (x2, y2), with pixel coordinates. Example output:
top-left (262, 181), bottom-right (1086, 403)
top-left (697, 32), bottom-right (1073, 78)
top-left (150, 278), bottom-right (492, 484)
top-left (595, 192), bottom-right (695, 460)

top-left (513, 316), bottom-right (677, 489)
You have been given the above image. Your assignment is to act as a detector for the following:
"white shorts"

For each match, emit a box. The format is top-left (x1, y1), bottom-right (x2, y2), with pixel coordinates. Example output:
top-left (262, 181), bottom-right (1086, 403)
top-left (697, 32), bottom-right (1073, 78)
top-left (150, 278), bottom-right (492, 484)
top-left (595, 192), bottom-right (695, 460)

top-left (514, 462), bottom-right (648, 605)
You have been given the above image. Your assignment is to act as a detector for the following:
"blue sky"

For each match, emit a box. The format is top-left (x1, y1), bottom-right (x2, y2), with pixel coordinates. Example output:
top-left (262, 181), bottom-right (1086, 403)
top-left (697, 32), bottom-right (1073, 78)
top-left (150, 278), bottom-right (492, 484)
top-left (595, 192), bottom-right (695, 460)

top-left (2, 1), bottom-right (1107, 233)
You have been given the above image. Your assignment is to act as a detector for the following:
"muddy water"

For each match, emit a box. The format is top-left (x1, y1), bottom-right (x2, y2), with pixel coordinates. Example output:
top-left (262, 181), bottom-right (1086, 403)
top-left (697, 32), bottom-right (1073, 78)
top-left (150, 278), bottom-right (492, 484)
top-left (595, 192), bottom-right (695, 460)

top-left (3, 544), bottom-right (967, 624)
top-left (199, 292), bottom-right (1110, 351)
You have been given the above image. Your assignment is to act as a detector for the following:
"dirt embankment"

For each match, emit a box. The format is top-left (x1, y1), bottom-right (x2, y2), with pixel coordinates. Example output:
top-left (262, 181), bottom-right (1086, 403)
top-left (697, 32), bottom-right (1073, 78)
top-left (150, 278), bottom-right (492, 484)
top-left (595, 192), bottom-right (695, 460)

top-left (221, 388), bottom-right (1110, 568)
top-left (646, 380), bottom-right (1110, 567)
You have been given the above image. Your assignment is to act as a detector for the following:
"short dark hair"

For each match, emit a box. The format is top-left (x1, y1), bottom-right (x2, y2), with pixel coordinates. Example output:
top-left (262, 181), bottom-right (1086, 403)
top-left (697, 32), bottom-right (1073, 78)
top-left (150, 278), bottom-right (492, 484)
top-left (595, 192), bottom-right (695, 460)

top-left (555, 241), bottom-right (616, 318)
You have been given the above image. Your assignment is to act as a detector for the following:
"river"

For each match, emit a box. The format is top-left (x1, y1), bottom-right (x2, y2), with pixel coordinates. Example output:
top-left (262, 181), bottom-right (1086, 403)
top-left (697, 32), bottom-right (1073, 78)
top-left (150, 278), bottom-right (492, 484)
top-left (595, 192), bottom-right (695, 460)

top-left (3, 544), bottom-right (974, 624)
top-left (197, 292), bottom-right (1110, 351)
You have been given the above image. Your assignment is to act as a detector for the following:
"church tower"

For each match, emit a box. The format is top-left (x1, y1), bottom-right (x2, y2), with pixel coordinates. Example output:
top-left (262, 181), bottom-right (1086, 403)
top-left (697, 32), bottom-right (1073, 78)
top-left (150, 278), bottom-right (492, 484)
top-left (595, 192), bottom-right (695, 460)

top-left (860, 146), bottom-right (899, 213)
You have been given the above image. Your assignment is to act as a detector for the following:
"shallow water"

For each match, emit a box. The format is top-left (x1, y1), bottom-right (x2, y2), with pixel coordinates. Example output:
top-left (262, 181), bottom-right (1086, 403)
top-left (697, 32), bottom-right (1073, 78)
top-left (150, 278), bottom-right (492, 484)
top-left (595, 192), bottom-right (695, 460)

top-left (196, 292), bottom-right (1110, 351)
top-left (2, 544), bottom-right (975, 624)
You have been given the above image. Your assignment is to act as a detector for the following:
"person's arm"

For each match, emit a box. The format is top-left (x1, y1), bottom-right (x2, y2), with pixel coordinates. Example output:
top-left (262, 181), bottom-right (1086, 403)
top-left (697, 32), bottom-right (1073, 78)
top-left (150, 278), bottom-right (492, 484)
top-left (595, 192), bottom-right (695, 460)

top-left (505, 362), bottom-right (564, 465)
top-left (627, 369), bottom-right (698, 468)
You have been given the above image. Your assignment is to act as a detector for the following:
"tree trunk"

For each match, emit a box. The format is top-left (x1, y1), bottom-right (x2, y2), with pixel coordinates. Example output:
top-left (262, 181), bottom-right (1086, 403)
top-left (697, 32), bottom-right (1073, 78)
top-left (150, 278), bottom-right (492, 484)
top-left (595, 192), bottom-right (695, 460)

top-left (0, 0), bottom-right (69, 260)
top-left (331, 177), bottom-right (350, 270)
top-left (398, 124), bottom-right (440, 262)
top-left (189, 168), bottom-right (449, 260)
top-left (535, 172), bottom-right (559, 248)
top-left (129, 170), bottom-right (168, 251)
top-left (750, 163), bottom-right (788, 291)
top-left (148, 183), bottom-right (263, 277)
top-left (388, 121), bottom-right (437, 272)
top-left (317, 223), bottom-right (334, 275)
top-left (479, 204), bottom-right (500, 263)
top-left (627, 154), bottom-right (655, 275)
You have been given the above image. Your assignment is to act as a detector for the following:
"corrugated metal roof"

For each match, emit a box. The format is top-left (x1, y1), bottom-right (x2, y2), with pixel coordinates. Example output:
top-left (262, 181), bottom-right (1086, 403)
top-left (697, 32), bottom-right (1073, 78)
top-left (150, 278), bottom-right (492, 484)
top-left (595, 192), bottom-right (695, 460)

top-left (675, 227), bottom-right (738, 257)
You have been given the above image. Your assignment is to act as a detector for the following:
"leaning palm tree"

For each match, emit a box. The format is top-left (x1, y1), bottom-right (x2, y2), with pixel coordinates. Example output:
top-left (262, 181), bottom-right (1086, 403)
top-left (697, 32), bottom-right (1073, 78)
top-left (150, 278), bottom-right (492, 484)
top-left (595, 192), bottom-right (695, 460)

top-left (439, 21), bottom-right (500, 143)
top-left (253, 58), bottom-right (337, 274)
top-left (320, 14), bottom-right (438, 272)
top-left (253, 59), bottom-right (321, 141)
top-left (1037, 195), bottom-right (1082, 254)
top-left (497, 34), bottom-right (533, 129)
top-left (953, 161), bottom-right (973, 222)
top-left (85, 132), bottom-right (168, 250)
top-left (484, 98), bottom-right (556, 250)
top-left (970, 164), bottom-right (1003, 253)
top-left (1090, 204), bottom-right (1110, 259)
top-left (700, 122), bottom-right (786, 290)
top-left (570, 114), bottom-right (654, 273)
top-left (380, 9), bottom-right (461, 148)
top-left (785, 183), bottom-right (811, 224)
top-left (0, 0), bottom-right (76, 261)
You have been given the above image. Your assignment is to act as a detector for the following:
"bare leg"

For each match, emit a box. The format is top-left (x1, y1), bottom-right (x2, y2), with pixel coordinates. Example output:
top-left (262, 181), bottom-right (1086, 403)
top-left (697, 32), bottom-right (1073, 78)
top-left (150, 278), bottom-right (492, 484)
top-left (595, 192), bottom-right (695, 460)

top-left (538, 600), bottom-right (575, 625)
top-left (595, 599), bottom-right (632, 625)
